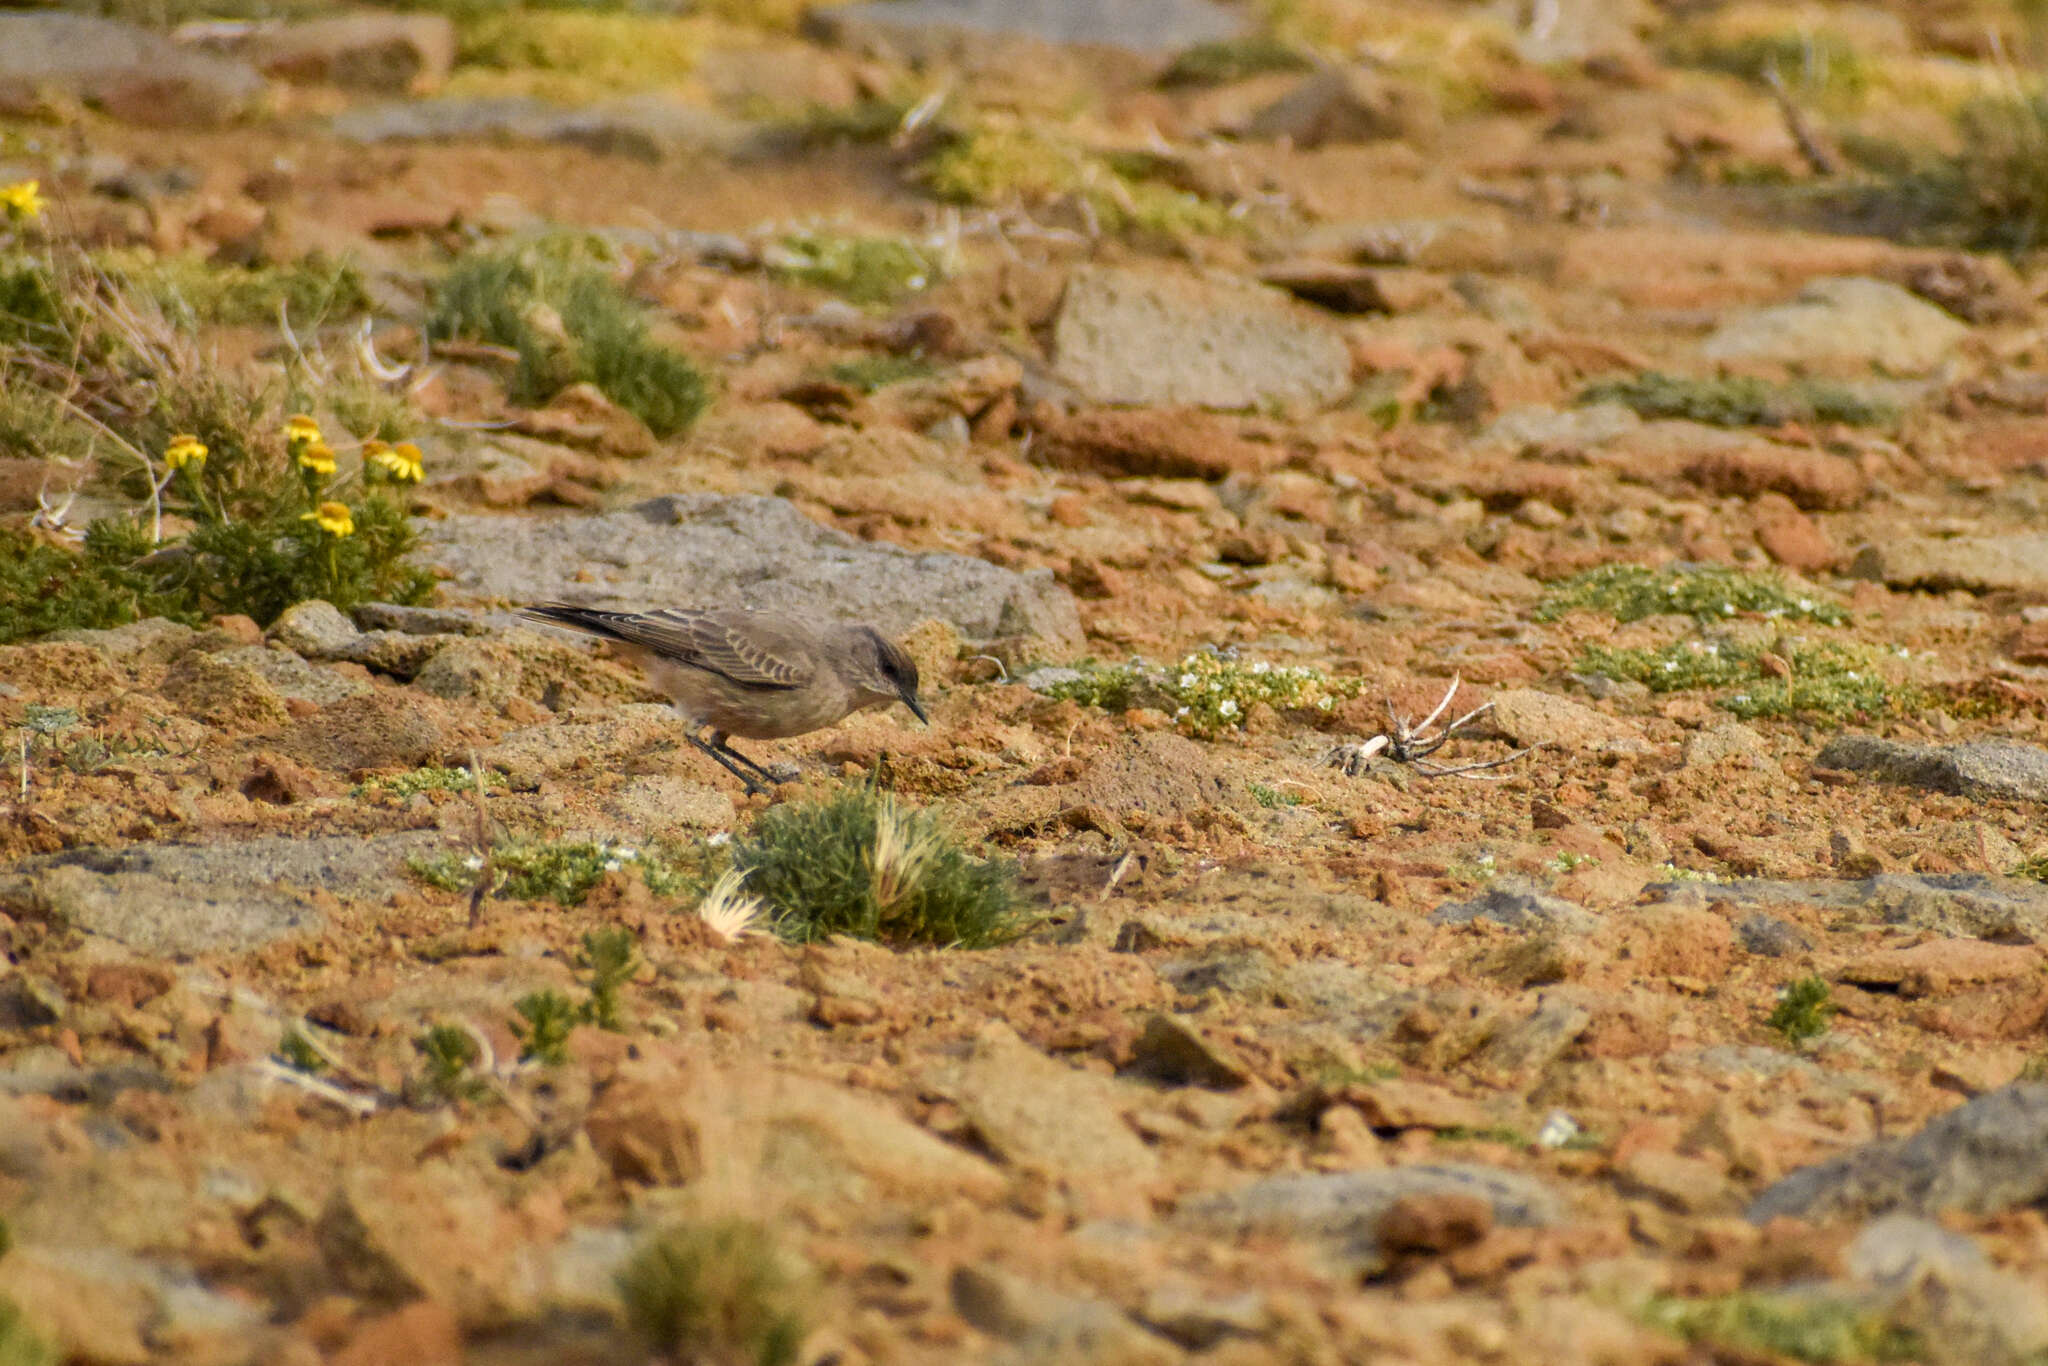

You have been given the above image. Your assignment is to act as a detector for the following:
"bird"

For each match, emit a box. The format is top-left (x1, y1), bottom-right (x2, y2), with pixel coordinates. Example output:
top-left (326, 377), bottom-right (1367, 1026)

top-left (518, 603), bottom-right (928, 793)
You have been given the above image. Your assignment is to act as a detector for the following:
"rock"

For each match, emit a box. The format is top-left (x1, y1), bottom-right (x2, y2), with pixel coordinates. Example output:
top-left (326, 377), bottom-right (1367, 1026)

top-left (0, 833), bottom-right (443, 956)
top-left (1653, 873), bottom-right (2048, 943)
top-left (1240, 65), bottom-right (1438, 146)
top-left (1050, 265), bottom-right (1352, 412)
top-left (1816, 736), bottom-right (2048, 804)
top-left (1892, 253), bottom-right (2034, 325)
top-left (946, 1022), bottom-right (1158, 1187)
top-left (1682, 722), bottom-right (1770, 768)
top-left (480, 706), bottom-right (684, 788)
top-left (1259, 261), bottom-right (1451, 314)
top-left (47, 617), bottom-right (198, 664)
top-left (1616, 1148), bottom-right (1737, 1214)
top-left (1482, 403), bottom-right (1640, 450)
top-left (1430, 883), bottom-right (1601, 935)
top-left (1499, 0), bottom-right (1652, 64)
top-left (1135, 1282), bottom-right (1267, 1351)
top-left (336, 631), bottom-right (457, 679)
top-left (317, 1169), bottom-right (530, 1324)
top-left (1488, 689), bottom-right (1640, 751)
top-left (0, 14), bottom-right (264, 126)
top-left (1125, 1013), bottom-right (1251, 1089)
top-left (1701, 277), bottom-right (1970, 375)
top-left (1684, 445), bottom-right (1867, 511)
top-left (267, 599), bottom-right (361, 658)
top-left (1346, 1079), bottom-right (1492, 1132)
top-left (1474, 996), bottom-right (1592, 1079)
top-left (1837, 939), bottom-right (2041, 996)
top-left (0, 1244), bottom-right (259, 1365)
top-left (1749, 1083), bottom-right (2048, 1223)
top-left (603, 776), bottom-right (735, 838)
top-left (213, 646), bottom-right (372, 707)
top-left (1036, 408), bottom-right (1281, 480)
top-left (1850, 534), bottom-right (2048, 596)
top-left (809, 0), bottom-right (1239, 55)
top-left (331, 94), bottom-right (756, 160)
top-left (1753, 493), bottom-right (1839, 572)
top-left (1737, 914), bottom-right (1813, 958)
top-left (353, 603), bottom-right (488, 636)
top-left (424, 494), bottom-right (1081, 654)
top-left (158, 650), bottom-right (292, 731)
top-left (277, 690), bottom-right (447, 772)
top-left (1847, 1214), bottom-right (2048, 1359)
top-left (1176, 1164), bottom-right (1561, 1269)
top-left (192, 11), bottom-right (456, 94)
top-left (949, 1264), bottom-right (1177, 1366)
top-left (516, 381), bottom-right (656, 458)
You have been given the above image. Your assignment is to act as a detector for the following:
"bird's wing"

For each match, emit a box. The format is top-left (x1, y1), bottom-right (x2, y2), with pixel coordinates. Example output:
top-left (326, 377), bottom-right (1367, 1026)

top-left (522, 604), bottom-right (814, 690)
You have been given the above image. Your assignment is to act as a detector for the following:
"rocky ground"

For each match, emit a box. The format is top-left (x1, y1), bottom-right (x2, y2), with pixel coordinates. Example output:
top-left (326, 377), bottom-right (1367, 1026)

top-left (8, 0), bottom-right (2048, 1362)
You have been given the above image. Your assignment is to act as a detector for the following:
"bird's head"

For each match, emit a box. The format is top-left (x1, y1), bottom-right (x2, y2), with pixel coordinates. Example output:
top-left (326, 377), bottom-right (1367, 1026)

top-left (857, 629), bottom-right (929, 725)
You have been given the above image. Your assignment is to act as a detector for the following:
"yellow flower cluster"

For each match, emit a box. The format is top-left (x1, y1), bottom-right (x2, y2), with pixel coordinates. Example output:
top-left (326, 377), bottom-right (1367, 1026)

top-left (287, 415), bottom-right (337, 476)
top-left (164, 434), bottom-right (207, 472)
top-left (0, 180), bottom-right (42, 224)
top-left (302, 501), bottom-right (354, 538)
top-left (363, 439), bottom-right (424, 483)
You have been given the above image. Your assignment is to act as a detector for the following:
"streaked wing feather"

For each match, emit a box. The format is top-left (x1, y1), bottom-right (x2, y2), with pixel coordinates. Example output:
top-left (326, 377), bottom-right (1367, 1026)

top-left (538, 606), bottom-right (813, 689)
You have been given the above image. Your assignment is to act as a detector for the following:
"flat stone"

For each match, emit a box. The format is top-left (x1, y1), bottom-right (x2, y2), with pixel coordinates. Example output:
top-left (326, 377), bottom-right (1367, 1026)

top-left (808, 0), bottom-right (1238, 55)
top-left (949, 1264), bottom-right (1176, 1366)
top-left (1124, 1013), bottom-right (1252, 1089)
top-left (1051, 265), bottom-right (1352, 412)
top-left (1816, 735), bottom-right (2048, 804)
top-left (946, 1022), bottom-right (1158, 1185)
top-left (1702, 277), bottom-right (1969, 375)
top-left (1176, 1164), bottom-right (1561, 1268)
top-left (331, 94), bottom-right (757, 160)
top-left (352, 603), bottom-right (488, 636)
top-left (0, 13), bottom-right (264, 126)
top-left (189, 11), bottom-right (455, 93)
top-left (1648, 873), bottom-right (2048, 942)
top-left (1430, 882), bottom-right (1601, 935)
top-left (0, 833), bottom-right (445, 955)
top-left (1488, 688), bottom-right (1641, 750)
top-left (47, 617), bottom-right (199, 664)
top-left (267, 599), bottom-right (361, 658)
top-left (1239, 65), bottom-right (1438, 147)
top-left (1749, 1083), bottom-right (2048, 1223)
top-left (423, 494), bottom-right (1080, 653)
top-left (212, 645), bottom-right (372, 707)
top-left (1850, 533), bottom-right (2048, 595)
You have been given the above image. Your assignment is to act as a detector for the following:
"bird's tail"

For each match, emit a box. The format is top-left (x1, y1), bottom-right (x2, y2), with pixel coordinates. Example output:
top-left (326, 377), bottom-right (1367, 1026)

top-left (517, 603), bottom-right (638, 642)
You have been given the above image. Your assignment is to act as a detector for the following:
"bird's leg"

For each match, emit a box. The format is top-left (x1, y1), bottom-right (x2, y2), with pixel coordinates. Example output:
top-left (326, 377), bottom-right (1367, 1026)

top-left (687, 732), bottom-right (769, 794)
top-left (707, 732), bottom-right (792, 787)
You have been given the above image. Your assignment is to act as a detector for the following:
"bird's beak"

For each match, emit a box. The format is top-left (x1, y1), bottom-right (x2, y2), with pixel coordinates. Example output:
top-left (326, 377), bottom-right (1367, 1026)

top-left (903, 693), bottom-right (930, 726)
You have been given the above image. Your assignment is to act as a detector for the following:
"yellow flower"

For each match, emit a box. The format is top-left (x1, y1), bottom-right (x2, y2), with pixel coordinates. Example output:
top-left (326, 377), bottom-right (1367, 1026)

top-left (369, 440), bottom-right (424, 483)
top-left (302, 501), bottom-right (354, 537)
top-left (284, 414), bottom-right (323, 448)
top-left (164, 434), bottom-right (208, 471)
top-left (297, 440), bottom-right (337, 476)
top-left (0, 180), bottom-right (43, 223)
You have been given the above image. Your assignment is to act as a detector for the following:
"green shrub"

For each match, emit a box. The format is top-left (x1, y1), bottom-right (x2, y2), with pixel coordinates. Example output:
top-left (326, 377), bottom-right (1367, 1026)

top-left (414, 1022), bottom-right (487, 1102)
top-left (773, 233), bottom-right (935, 306)
top-left (1580, 372), bottom-right (1896, 428)
top-left (919, 122), bottom-right (1238, 240)
top-left (1766, 976), bottom-right (1835, 1044)
top-left (617, 1220), bottom-right (809, 1366)
top-left (1643, 1290), bottom-right (1916, 1363)
top-left (114, 252), bottom-right (370, 328)
top-left (429, 236), bottom-right (709, 436)
top-left (0, 523), bottom-right (193, 644)
top-left (411, 838), bottom-right (695, 906)
top-left (1040, 651), bottom-right (1363, 738)
top-left (2014, 853), bottom-right (2048, 883)
top-left (513, 989), bottom-right (577, 1064)
top-left (822, 355), bottom-right (937, 393)
top-left (729, 787), bottom-right (1023, 948)
top-left (1157, 36), bottom-right (1312, 87)
top-left (1536, 563), bottom-right (1849, 625)
top-left (1577, 638), bottom-right (1921, 722)
top-left (354, 765), bottom-right (505, 799)
top-left (276, 1027), bottom-right (327, 1074)
top-left (576, 927), bottom-right (638, 1032)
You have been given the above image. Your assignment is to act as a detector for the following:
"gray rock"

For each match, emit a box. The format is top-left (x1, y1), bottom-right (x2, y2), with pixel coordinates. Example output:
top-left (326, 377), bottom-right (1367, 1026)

top-left (0, 14), bottom-right (264, 126)
top-left (352, 602), bottom-right (488, 636)
top-left (1682, 721), bottom-right (1771, 768)
top-left (1737, 914), bottom-right (1814, 958)
top-left (810, 0), bottom-right (1238, 55)
top-left (1430, 882), bottom-right (1600, 935)
top-left (1158, 948), bottom-right (1275, 998)
top-left (1816, 735), bottom-right (2048, 804)
top-left (1702, 276), bottom-right (1969, 375)
top-left (1481, 402), bottom-right (1640, 451)
top-left (0, 833), bottom-right (446, 955)
top-left (1240, 65), bottom-right (1438, 147)
top-left (1848, 1214), bottom-right (2048, 1359)
top-left (267, 599), bottom-right (360, 659)
top-left (211, 646), bottom-right (371, 707)
top-left (336, 631), bottom-right (455, 679)
top-left (1850, 533), bottom-right (2048, 596)
top-left (1124, 1013), bottom-right (1251, 1089)
top-left (1750, 1084), bottom-right (2048, 1223)
top-left (1051, 265), bottom-right (1352, 411)
top-left (47, 617), bottom-right (198, 664)
top-left (422, 494), bottom-right (1082, 651)
top-left (1649, 873), bottom-right (2048, 942)
top-left (603, 775), bottom-right (735, 837)
top-left (188, 11), bottom-right (455, 93)
top-left (1475, 996), bottom-right (1592, 1077)
top-left (949, 1264), bottom-right (1175, 1365)
top-left (331, 94), bottom-right (756, 160)
top-left (1847, 1213), bottom-right (1988, 1285)
top-left (278, 691), bottom-right (446, 772)
top-left (1020, 666), bottom-right (1086, 691)
top-left (944, 1023), bottom-right (1158, 1182)
top-left (1136, 1282), bottom-right (1267, 1351)
top-left (1177, 1164), bottom-right (1560, 1267)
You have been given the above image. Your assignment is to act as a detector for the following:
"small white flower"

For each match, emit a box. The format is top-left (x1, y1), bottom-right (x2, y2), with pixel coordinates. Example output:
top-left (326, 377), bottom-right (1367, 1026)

top-left (1317, 696), bottom-right (1334, 710)
top-left (1722, 602), bottom-right (1736, 614)
top-left (1175, 706), bottom-right (1190, 716)
top-left (1704, 644), bottom-right (1718, 655)
top-left (1218, 699), bottom-right (1239, 717)
top-left (1845, 671), bottom-right (1859, 680)
top-left (1798, 598), bottom-right (1813, 611)
top-left (1251, 661), bottom-right (1270, 675)
top-left (603, 859), bottom-right (622, 873)
top-left (462, 854), bottom-right (485, 871)
top-left (1662, 660), bottom-right (1679, 672)
top-left (707, 831), bottom-right (733, 847)
top-left (1179, 673), bottom-right (1197, 689)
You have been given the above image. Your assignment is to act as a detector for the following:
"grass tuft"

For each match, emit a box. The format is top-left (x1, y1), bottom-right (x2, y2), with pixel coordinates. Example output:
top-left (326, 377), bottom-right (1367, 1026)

top-left (772, 233), bottom-right (936, 306)
top-left (414, 1022), bottom-right (487, 1102)
top-left (1157, 36), bottom-right (1312, 87)
top-left (1536, 563), bottom-right (1848, 626)
top-left (617, 1219), bottom-right (810, 1366)
top-left (1643, 1290), bottom-right (1916, 1363)
top-left (1766, 975), bottom-right (1835, 1045)
top-left (729, 787), bottom-right (1022, 948)
top-left (512, 988), bottom-right (577, 1065)
top-left (429, 235), bottom-right (709, 437)
top-left (820, 354), bottom-right (937, 393)
top-left (1580, 372), bottom-right (1897, 429)
top-left (576, 927), bottom-right (638, 1031)
top-left (1039, 651), bottom-right (1362, 738)
top-left (918, 121), bottom-right (1239, 240)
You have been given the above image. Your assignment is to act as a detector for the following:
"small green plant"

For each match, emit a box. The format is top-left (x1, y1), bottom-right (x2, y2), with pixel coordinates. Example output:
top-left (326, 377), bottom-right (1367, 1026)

top-left (414, 1022), bottom-right (487, 1102)
top-left (1578, 640), bottom-right (1761, 693)
top-left (2013, 853), bottom-right (2048, 883)
top-left (429, 235), bottom-right (709, 437)
top-left (1157, 36), bottom-right (1312, 86)
top-left (1655, 864), bottom-right (1730, 885)
top-left (1249, 782), bottom-right (1303, 808)
top-left (729, 786), bottom-right (1023, 948)
top-left (1660, 26), bottom-right (1873, 104)
top-left (112, 251), bottom-right (370, 328)
top-left (0, 1294), bottom-right (55, 1366)
top-left (354, 765), bottom-right (505, 799)
top-left (576, 928), bottom-right (639, 1032)
top-left (1041, 651), bottom-right (1364, 738)
top-left (777, 94), bottom-right (925, 148)
top-left (512, 988), bottom-right (578, 1064)
top-left (1579, 638), bottom-right (1922, 722)
top-left (1449, 852), bottom-right (1499, 883)
top-left (276, 1027), bottom-right (327, 1075)
top-left (1434, 1125), bottom-right (1531, 1146)
top-left (410, 838), bottom-right (693, 906)
top-left (1580, 372), bottom-right (1896, 428)
top-left (772, 233), bottom-right (936, 306)
top-left (1766, 975), bottom-right (1835, 1045)
top-left (616, 1219), bottom-right (810, 1366)
top-left (1536, 563), bottom-right (1848, 625)
top-left (821, 354), bottom-right (937, 393)
top-left (0, 524), bottom-right (191, 644)
top-left (1545, 851), bottom-right (1599, 874)
top-left (1642, 1290), bottom-right (1918, 1363)
top-left (918, 121), bottom-right (1238, 240)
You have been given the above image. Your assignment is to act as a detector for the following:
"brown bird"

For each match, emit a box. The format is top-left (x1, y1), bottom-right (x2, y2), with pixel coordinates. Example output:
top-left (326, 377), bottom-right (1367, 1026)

top-left (519, 603), bottom-right (928, 793)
